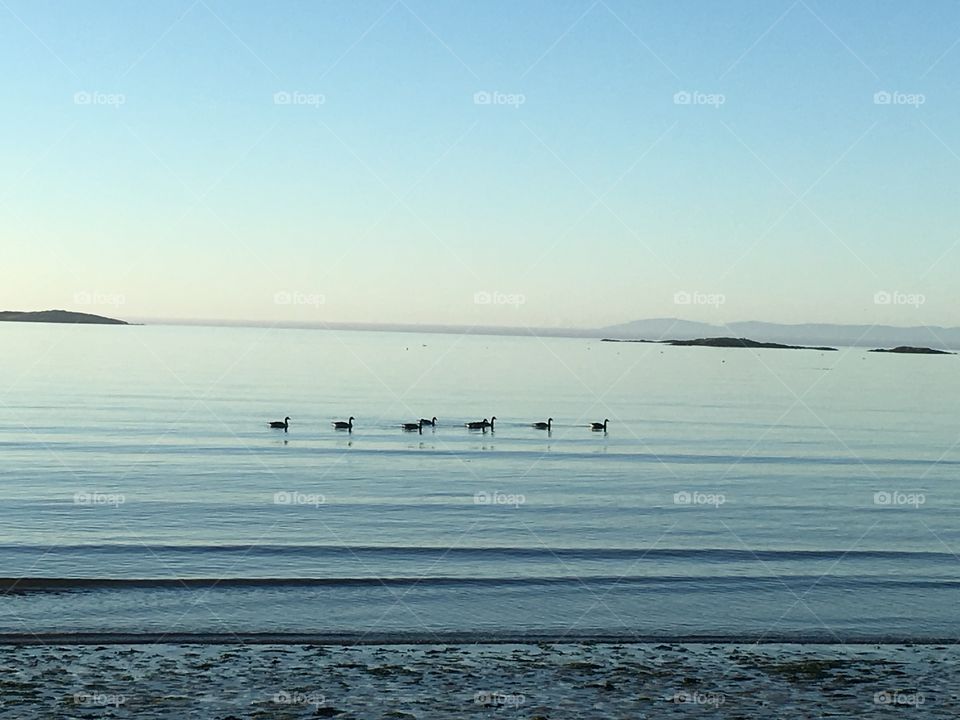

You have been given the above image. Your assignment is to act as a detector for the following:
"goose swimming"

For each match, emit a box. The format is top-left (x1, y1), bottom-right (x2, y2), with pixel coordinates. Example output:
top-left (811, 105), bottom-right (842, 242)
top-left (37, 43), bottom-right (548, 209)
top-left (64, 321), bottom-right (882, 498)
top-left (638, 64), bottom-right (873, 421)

top-left (402, 420), bottom-right (424, 433)
top-left (466, 416), bottom-right (496, 430)
top-left (590, 419), bottom-right (609, 431)
top-left (333, 416), bottom-right (355, 431)
top-left (269, 416), bottom-right (290, 431)
top-left (532, 418), bottom-right (552, 430)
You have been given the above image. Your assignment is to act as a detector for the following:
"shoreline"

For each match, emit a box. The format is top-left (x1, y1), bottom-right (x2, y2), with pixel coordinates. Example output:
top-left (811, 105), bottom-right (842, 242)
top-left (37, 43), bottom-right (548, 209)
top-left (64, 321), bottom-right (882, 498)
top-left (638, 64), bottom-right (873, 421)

top-left (1, 632), bottom-right (957, 645)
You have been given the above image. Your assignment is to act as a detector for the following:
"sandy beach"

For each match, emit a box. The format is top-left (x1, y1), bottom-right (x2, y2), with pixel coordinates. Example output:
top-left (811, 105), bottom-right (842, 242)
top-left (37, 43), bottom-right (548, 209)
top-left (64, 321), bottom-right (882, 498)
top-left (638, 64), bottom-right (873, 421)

top-left (0, 642), bottom-right (956, 718)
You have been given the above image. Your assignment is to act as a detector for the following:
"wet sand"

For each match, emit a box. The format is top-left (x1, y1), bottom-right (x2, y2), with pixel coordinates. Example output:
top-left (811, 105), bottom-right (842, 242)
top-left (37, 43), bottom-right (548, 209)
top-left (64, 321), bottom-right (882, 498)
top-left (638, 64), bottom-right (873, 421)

top-left (0, 642), bottom-right (957, 718)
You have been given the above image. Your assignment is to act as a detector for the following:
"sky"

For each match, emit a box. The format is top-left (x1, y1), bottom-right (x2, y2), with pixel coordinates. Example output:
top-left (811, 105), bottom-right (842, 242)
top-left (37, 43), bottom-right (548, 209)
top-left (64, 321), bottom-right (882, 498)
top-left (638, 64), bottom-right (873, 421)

top-left (2, 0), bottom-right (959, 329)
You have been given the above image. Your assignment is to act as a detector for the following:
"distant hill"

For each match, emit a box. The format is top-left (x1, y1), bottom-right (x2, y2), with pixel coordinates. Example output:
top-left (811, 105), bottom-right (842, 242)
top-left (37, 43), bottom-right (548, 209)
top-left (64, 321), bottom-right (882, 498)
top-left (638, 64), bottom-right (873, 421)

top-left (32, 311), bottom-right (956, 348)
top-left (0, 310), bottom-right (128, 325)
top-left (601, 318), bottom-right (960, 349)
top-left (869, 346), bottom-right (954, 355)
top-left (603, 337), bottom-right (836, 354)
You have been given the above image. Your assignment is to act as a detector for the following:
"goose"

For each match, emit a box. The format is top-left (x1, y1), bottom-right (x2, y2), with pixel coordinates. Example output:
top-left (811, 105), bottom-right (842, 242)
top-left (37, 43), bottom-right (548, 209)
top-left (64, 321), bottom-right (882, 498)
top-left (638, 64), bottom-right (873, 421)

top-left (419, 417), bottom-right (438, 427)
top-left (402, 420), bottom-right (424, 433)
top-left (269, 416), bottom-right (290, 431)
top-left (591, 419), bottom-right (609, 431)
top-left (333, 416), bottom-right (354, 431)
top-left (465, 416), bottom-right (496, 430)
top-left (532, 418), bottom-right (553, 430)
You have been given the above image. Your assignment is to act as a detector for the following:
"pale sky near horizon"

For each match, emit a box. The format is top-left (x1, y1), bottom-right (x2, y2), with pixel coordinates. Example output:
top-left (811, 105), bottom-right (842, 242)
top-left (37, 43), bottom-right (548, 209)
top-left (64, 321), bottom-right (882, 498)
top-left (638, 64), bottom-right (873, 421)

top-left (2, 1), bottom-right (959, 328)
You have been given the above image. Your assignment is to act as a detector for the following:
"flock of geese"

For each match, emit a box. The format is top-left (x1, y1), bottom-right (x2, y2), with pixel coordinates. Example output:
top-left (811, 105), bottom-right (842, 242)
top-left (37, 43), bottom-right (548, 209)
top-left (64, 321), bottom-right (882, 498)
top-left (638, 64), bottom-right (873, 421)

top-left (267, 416), bottom-right (610, 434)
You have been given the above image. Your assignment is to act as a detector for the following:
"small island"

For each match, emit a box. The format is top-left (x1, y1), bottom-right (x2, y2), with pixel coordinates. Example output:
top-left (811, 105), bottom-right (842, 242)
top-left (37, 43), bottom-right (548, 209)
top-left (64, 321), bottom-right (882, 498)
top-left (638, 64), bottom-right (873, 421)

top-left (869, 346), bottom-right (954, 355)
top-left (602, 337), bottom-right (837, 351)
top-left (0, 310), bottom-right (128, 325)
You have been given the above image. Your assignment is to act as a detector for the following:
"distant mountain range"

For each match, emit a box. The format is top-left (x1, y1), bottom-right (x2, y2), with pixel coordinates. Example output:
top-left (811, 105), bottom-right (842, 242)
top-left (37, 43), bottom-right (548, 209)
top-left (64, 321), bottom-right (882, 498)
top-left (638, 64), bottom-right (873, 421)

top-left (3, 310), bottom-right (958, 350)
top-left (0, 310), bottom-right (127, 325)
top-left (600, 318), bottom-right (960, 349)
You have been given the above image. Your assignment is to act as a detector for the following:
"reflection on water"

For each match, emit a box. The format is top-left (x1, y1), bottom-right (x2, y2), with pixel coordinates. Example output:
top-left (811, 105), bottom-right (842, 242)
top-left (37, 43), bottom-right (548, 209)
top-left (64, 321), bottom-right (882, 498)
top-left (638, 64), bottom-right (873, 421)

top-left (0, 323), bottom-right (957, 637)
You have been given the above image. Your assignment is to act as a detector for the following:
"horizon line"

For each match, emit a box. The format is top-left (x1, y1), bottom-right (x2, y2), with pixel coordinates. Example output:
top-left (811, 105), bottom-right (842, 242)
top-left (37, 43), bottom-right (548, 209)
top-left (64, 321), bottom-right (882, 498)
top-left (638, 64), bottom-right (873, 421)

top-left (124, 316), bottom-right (960, 333)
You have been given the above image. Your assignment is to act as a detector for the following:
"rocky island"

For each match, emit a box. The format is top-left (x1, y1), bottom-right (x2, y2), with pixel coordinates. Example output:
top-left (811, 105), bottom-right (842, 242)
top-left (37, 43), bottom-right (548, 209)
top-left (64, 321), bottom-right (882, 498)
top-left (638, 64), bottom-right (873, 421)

top-left (869, 346), bottom-right (954, 355)
top-left (0, 310), bottom-right (128, 325)
top-left (602, 337), bottom-right (837, 351)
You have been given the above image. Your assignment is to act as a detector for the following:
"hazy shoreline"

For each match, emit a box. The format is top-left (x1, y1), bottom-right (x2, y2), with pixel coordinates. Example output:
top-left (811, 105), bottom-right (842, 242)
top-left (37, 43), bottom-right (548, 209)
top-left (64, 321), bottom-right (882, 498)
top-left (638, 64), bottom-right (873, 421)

top-left (6, 311), bottom-right (960, 350)
top-left (1, 632), bottom-right (958, 646)
top-left (106, 318), bottom-right (960, 352)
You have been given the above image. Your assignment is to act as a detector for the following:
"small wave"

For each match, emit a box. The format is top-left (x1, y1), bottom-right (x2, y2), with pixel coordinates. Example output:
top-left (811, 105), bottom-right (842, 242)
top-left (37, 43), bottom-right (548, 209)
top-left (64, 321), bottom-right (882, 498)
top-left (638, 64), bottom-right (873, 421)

top-left (0, 544), bottom-right (954, 562)
top-left (4, 575), bottom-right (959, 593)
top-left (3, 441), bottom-right (959, 468)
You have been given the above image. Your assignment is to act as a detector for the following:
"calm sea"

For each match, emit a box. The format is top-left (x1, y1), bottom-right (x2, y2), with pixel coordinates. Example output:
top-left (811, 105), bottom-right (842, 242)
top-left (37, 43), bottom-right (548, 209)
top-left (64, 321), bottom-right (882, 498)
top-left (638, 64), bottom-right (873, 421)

top-left (1, 323), bottom-right (958, 641)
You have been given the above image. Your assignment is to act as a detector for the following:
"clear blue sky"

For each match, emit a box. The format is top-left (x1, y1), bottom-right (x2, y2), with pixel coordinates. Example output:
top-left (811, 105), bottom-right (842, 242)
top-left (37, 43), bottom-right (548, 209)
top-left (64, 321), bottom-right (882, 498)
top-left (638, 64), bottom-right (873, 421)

top-left (2, 0), bottom-right (958, 328)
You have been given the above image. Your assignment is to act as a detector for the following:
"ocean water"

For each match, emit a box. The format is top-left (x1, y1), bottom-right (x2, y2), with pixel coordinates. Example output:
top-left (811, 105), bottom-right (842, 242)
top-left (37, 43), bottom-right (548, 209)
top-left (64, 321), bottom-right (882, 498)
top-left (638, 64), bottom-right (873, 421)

top-left (1, 322), bottom-right (958, 641)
